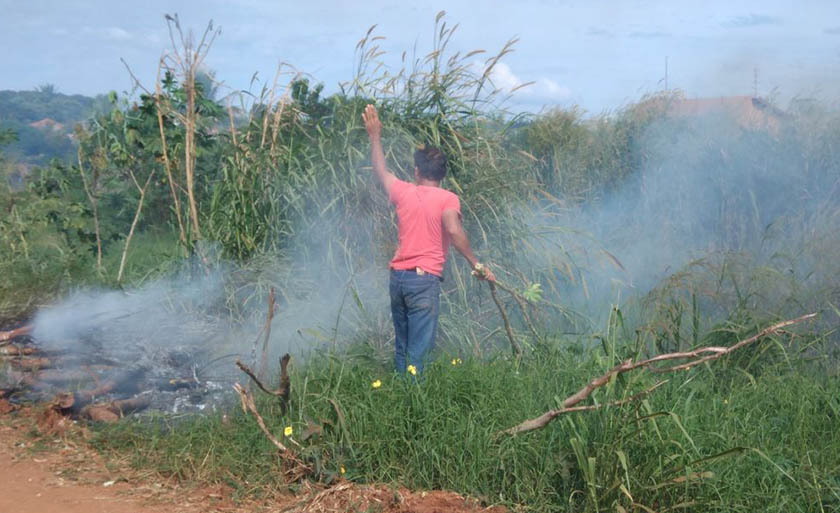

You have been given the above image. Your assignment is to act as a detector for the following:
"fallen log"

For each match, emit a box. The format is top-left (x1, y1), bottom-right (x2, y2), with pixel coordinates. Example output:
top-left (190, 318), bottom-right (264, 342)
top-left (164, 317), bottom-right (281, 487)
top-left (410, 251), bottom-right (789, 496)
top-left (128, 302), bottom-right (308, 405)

top-left (10, 357), bottom-right (52, 372)
top-left (0, 325), bottom-right (33, 343)
top-left (72, 380), bottom-right (120, 406)
top-left (500, 312), bottom-right (818, 436)
top-left (44, 381), bottom-right (120, 418)
top-left (81, 394), bottom-right (152, 422)
top-left (0, 345), bottom-right (38, 356)
top-left (18, 369), bottom-right (98, 389)
top-left (45, 366), bottom-right (146, 415)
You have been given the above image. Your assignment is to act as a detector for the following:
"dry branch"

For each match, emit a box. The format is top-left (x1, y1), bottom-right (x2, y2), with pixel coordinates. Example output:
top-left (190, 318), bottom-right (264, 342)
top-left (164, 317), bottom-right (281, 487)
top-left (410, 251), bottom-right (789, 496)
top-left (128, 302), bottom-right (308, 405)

top-left (501, 381), bottom-right (670, 436)
top-left (501, 312), bottom-right (817, 436)
top-left (236, 354), bottom-right (290, 412)
top-left (257, 287), bottom-right (277, 381)
top-left (478, 268), bottom-right (541, 353)
top-left (488, 283), bottom-right (521, 357)
top-left (233, 382), bottom-right (309, 482)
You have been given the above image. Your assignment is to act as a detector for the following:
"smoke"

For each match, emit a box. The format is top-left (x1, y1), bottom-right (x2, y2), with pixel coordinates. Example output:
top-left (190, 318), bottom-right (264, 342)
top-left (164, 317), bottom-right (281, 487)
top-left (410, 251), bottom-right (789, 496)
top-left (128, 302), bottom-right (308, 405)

top-left (29, 233), bottom-right (390, 390)
top-left (529, 104), bottom-right (840, 326)
top-left (33, 270), bottom-right (225, 352)
top-left (25, 98), bottom-right (840, 394)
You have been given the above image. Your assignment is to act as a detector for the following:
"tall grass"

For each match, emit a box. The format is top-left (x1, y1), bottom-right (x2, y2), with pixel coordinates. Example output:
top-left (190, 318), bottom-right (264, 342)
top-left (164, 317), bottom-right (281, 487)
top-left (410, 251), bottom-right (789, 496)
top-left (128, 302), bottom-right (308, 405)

top-left (92, 306), bottom-right (839, 511)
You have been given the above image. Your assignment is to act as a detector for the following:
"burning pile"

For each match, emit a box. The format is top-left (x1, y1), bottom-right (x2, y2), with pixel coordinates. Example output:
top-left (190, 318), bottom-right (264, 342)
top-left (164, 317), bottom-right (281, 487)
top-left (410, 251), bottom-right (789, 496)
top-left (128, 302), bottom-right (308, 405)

top-left (0, 323), bottom-right (234, 426)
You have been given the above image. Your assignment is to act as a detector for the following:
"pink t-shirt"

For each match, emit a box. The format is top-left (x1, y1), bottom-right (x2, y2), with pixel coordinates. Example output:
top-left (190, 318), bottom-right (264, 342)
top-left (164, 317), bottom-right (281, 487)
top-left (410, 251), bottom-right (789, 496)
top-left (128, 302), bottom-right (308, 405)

top-left (388, 179), bottom-right (461, 277)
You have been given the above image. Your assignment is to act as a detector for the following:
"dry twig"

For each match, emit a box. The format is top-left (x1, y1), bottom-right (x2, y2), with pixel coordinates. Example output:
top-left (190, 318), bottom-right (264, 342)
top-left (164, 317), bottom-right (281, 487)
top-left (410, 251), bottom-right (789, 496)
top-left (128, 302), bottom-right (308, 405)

top-left (234, 381), bottom-right (308, 484)
top-left (233, 382), bottom-right (288, 451)
top-left (236, 356), bottom-right (290, 405)
top-left (477, 266), bottom-right (542, 353)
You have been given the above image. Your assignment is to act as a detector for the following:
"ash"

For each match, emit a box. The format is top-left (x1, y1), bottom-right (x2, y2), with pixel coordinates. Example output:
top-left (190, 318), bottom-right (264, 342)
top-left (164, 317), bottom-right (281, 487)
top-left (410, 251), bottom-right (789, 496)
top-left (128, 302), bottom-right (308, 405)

top-left (3, 329), bottom-right (243, 417)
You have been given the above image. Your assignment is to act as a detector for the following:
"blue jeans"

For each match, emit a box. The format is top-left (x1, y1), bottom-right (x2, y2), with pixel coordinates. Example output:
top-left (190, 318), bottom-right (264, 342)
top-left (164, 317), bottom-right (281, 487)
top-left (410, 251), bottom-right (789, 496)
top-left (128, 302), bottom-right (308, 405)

top-left (390, 269), bottom-right (441, 376)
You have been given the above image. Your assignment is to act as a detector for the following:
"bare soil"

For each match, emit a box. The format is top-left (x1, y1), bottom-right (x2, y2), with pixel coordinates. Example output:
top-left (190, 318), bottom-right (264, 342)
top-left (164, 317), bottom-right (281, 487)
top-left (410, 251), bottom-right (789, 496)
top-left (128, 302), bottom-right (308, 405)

top-left (0, 406), bottom-right (249, 513)
top-left (0, 406), bottom-right (507, 513)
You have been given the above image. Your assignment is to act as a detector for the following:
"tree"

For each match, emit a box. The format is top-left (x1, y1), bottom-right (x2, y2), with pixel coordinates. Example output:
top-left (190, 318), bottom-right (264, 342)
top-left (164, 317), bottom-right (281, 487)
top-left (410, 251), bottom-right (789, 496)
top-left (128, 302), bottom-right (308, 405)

top-left (36, 83), bottom-right (58, 96)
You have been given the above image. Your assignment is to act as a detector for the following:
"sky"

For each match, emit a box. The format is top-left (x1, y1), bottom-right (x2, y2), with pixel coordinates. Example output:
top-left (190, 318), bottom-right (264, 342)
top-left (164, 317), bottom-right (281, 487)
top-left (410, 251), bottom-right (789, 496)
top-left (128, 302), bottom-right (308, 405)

top-left (2, 0), bottom-right (839, 113)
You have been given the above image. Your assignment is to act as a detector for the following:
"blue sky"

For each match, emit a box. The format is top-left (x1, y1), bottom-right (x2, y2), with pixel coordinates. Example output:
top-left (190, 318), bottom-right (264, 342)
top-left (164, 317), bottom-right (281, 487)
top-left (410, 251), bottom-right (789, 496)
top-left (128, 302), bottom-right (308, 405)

top-left (2, 0), bottom-right (839, 113)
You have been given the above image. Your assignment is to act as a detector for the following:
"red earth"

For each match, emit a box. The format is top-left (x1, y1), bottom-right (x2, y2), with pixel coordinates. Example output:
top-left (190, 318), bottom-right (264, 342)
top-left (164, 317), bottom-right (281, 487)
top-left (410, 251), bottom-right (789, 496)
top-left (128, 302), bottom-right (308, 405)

top-left (0, 405), bottom-right (507, 513)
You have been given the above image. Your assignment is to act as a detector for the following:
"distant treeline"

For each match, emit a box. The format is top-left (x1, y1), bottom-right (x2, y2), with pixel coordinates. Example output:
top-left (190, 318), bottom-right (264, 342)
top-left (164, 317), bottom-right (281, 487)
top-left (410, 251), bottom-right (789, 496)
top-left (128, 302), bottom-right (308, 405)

top-left (0, 87), bottom-right (110, 164)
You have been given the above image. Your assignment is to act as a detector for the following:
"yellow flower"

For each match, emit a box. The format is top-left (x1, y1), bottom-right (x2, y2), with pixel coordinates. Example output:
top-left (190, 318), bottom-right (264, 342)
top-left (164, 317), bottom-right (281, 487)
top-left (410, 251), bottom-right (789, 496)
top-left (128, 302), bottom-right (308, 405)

top-left (407, 365), bottom-right (417, 376)
top-left (372, 379), bottom-right (382, 389)
top-left (340, 466), bottom-right (346, 475)
top-left (284, 425), bottom-right (293, 437)
top-left (451, 358), bottom-right (462, 366)
top-left (723, 399), bottom-right (728, 405)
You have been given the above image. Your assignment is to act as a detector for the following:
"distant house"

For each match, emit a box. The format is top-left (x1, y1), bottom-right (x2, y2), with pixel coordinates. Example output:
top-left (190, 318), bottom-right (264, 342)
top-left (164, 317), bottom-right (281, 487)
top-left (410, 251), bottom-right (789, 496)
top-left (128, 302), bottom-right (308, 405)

top-left (664, 96), bottom-right (786, 133)
top-left (28, 118), bottom-right (66, 132)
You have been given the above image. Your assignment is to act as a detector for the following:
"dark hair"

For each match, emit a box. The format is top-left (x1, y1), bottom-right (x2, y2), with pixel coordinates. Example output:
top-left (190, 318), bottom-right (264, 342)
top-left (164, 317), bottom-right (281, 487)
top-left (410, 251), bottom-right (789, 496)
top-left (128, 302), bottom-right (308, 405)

top-left (414, 145), bottom-right (448, 181)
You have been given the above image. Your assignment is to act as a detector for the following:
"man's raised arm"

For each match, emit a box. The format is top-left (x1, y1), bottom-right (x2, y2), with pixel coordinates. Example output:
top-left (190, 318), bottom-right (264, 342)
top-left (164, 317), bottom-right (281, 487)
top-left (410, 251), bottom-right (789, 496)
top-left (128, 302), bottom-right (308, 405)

top-left (362, 104), bottom-right (397, 193)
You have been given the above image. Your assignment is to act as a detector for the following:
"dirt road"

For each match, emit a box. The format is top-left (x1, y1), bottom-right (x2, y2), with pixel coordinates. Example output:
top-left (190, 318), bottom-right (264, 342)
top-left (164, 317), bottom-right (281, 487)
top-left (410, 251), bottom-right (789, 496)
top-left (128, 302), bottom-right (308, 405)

top-left (0, 408), bottom-right (239, 513)
top-left (0, 406), bottom-right (506, 513)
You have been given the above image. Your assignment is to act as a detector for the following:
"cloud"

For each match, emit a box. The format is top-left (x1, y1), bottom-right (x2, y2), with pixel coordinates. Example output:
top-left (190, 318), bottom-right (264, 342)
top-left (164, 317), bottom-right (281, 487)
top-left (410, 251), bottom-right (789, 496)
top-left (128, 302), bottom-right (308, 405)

top-left (628, 31), bottom-right (670, 39)
top-left (825, 27), bottom-right (840, 36)
top-left (104, 27), bottom-right (132, 40)
top-left (145, 33), bottom-right (162, 45)
top-left (724, 14), bottom-right (781, 28)
top-left (483, 62), bottom-right (571, 104)
top-left (586, 27), bottom-right (614, 38)
top-left (82, 26), bottom-right (133, 41)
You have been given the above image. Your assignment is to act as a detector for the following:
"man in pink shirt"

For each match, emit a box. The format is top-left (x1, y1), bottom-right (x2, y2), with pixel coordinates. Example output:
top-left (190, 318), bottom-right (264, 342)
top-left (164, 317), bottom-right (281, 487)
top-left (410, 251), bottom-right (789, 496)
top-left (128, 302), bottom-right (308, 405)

top-left (362, 104), bottom-right (495, 376)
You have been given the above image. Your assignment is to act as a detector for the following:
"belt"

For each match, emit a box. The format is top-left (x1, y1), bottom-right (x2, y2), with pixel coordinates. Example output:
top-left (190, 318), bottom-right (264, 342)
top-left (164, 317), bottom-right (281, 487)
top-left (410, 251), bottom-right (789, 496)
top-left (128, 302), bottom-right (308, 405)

top-left (392, 267), bottom-right (443, 281)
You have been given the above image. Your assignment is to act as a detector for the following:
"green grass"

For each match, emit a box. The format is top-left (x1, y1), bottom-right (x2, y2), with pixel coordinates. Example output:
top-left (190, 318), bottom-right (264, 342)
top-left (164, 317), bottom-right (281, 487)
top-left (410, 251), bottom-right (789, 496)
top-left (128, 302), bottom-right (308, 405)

top-left (91, 326), bottom-right (840, 512)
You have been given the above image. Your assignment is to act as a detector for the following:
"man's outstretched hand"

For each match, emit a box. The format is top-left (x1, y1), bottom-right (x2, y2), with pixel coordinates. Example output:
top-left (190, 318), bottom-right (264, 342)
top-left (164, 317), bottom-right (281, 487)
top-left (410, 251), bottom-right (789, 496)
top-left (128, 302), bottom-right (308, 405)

top-left (362, 104), bottom-right (382, 141)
